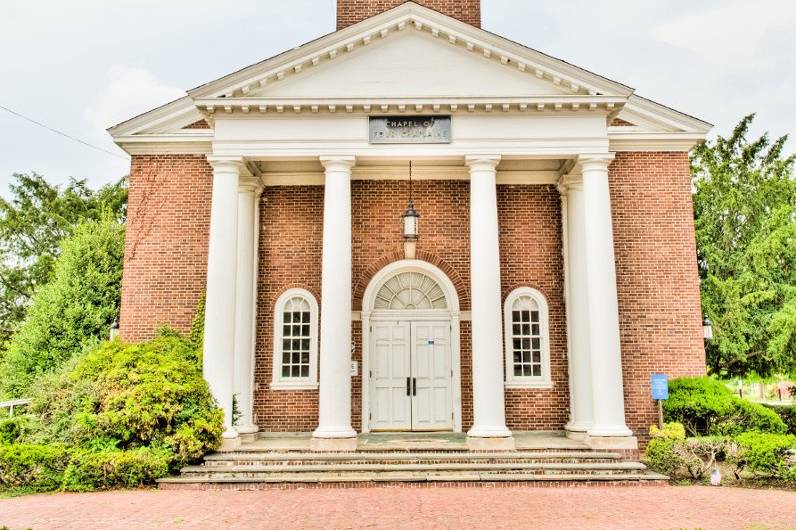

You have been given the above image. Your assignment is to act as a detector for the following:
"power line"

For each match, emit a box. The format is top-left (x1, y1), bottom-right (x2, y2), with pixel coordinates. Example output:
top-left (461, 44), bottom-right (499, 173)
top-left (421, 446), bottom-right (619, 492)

top-left (0, 104), bottom-right (129, 161)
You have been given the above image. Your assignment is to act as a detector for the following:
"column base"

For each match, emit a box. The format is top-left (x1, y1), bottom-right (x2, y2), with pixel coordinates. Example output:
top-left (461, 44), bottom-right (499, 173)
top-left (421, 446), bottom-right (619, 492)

top-left (218, 431), bottom-right (241, 452)
top-left (584, 434), bottom-right (638, 450)
top-left (466, 436), bottom-right (515, 451)
top-left (310, 436), bottom-right (358, 452)
top-left (565, 421), bottom-right (592, 440)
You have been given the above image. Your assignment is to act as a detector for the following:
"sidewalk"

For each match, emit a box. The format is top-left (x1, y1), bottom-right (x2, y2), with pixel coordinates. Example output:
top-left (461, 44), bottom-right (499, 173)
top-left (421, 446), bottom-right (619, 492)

top-left (2, 485), bottom-right (795, 530)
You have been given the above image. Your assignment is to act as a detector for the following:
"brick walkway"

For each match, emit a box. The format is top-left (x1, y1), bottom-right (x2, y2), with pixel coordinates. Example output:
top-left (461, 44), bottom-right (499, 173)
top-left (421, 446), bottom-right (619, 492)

top-left (2, 485), bottom-right (795, 530)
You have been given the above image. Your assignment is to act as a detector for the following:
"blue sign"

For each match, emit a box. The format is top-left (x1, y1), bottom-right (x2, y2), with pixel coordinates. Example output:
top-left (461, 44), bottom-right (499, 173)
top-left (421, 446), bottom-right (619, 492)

top-left (651, 373), bottom-right (669, 400)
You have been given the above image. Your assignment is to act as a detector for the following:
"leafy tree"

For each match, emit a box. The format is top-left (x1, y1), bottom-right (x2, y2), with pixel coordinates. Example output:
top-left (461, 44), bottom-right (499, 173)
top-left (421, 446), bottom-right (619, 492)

top-left (692, 114), bottom-right (796, 377)
top-left (0, 173), bottom-right (126, 346)
top-left (0, 218), bottom-right (125, 398)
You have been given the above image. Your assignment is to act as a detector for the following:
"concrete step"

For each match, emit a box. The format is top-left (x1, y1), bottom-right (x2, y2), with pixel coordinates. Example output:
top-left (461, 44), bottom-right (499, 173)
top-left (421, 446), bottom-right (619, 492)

top-left (158, 470), bottom-right (668, 487)
top-left (203, 450), bottom-right (623, 464)
top-left (182, 461), bottom-right (647, 476)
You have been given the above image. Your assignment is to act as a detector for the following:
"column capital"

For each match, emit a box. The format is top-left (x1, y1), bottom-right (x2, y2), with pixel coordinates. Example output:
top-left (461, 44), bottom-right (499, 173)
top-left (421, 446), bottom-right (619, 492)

top-left (320, 155), bottom-right (356, 171)
top-left (576, 153), bottom-right (615, 172)
top-left (207, 155), bottom-right (245, 172)
top-left (238, 175), bottom-right (260, 192)
top-left (464, 154), bottom-right (501, 170)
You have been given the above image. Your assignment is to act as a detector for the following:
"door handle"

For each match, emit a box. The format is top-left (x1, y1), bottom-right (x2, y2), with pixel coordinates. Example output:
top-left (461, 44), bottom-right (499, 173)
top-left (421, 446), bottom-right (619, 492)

top-left (413, 377), bottom-right (417, 396)
top-left (406, 377), bottom-right (411, 396)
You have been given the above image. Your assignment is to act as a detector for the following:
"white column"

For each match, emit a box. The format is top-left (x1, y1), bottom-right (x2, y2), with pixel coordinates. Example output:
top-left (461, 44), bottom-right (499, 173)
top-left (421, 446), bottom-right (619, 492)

top-left (465, 155), bottom-right (512, 440)
top-left (579, 154), bottom-right (632, 437)
top-left (313, 156), bottom-right (357, 445)
top-left (203, 156), bottom-right (243, 439)
top-left (233, 178), bottom-right (261, 435)
top-left (562, 182), bottom-right (594, 433)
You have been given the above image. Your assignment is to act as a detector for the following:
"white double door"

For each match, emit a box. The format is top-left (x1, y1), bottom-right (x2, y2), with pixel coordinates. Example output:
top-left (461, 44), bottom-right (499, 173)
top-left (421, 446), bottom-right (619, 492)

top-left (370, 320), bottom-right (453, 431)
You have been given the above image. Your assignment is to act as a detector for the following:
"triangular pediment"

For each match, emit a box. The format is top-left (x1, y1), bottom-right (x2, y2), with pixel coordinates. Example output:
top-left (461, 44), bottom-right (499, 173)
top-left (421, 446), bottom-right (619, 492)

top-left (109, 1), bottom-right (711, 146)
top-left (250, 30), bottom-right (572, 99)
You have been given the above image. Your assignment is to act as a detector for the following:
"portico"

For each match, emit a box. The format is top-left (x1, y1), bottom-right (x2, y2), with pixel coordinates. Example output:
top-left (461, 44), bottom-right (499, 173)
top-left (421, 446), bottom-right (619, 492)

top-left (201, 148), bottom-right (631, 450)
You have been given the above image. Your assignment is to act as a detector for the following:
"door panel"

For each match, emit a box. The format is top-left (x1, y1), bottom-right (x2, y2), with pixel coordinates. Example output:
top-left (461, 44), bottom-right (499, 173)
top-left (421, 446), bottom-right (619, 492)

top-left (411, 321), bottom-right (453, 431)
top-left (369, 321), bottom-right (411, 430)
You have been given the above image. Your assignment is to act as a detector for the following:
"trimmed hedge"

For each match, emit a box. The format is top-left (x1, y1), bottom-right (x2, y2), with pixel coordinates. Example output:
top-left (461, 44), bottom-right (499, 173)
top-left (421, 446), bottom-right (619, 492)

top-left (664, 377), bottom-right (787, 436)
top-left (734, 431), bottom-right (796, 480)
top-left (764, 404), bottom-right (796, 435)
top-left (0, 444), bottom-right (70, 492)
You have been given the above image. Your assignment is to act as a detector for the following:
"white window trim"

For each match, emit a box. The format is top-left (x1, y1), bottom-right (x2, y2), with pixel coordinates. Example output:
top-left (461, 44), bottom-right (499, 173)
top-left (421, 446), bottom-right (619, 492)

top-left (503, 286), bottom-right (552, 389)
top-left (271, 288), bottom-right (319, 390)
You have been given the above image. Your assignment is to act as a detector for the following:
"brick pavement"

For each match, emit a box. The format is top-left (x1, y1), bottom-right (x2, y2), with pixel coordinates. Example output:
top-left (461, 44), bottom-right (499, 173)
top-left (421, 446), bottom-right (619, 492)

top-left (2, 485), bottom-right (795, 530)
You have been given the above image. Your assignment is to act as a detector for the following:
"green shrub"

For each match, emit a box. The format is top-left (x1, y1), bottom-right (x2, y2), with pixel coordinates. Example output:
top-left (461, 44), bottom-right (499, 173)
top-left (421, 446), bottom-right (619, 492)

top-left (643, 438), bottom-right (684, 477)
top-left (0, 415), bottom-right (33, 444)
top-left (764, 404), bottom-right (796, 435)
top-left (0, 219), bottom-right (124, 398)
top-left (26, 333), bottom-right (222, 465)
top-left (0, 444), bottom-right (70, 492)
top-left (61, 447), bottom-right (171, 492)
top-left (664, 377), bottom-right (787, 435)
top-left (734, 431), bottom-right (796, 481)
top-left (649, 422), bottom-right (686, 440)
top-left (643, 424), bottom-right (741, 480)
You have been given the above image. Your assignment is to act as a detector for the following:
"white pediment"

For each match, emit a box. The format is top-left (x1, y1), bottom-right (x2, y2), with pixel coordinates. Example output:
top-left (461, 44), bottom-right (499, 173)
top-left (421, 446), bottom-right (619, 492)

top-left (251, 30), bottom-right (571, 99)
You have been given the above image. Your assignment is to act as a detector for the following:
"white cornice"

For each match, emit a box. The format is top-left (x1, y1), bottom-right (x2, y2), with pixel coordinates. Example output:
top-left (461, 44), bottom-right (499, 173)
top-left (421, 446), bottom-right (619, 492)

top-left (608, 131), bottom-right (706, 152)
top-left (108, 96), bottom-right (201, 137)
top-left (113, 133), bottom-right (213, 155)
top-left (197, 95), bottom-right (625, 116)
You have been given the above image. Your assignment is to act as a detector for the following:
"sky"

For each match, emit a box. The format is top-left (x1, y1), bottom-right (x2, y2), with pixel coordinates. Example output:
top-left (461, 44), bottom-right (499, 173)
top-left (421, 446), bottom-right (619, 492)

top-left (1, 0), bottom-right (795, 194)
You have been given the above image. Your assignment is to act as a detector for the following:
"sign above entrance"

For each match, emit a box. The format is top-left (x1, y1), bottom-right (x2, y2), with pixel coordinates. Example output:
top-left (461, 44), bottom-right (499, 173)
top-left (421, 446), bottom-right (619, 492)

top-left (369, 116), bottom-right (451, 144)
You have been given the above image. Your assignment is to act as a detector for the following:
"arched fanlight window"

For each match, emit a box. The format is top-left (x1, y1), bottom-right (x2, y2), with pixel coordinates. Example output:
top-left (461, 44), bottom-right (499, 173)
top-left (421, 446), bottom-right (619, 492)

top-left (503, 287), bottom-right (551, 387)
top-left (271, 288), bottom-right (319, 389)
top-left (373, 271), bottom-right (447, 310)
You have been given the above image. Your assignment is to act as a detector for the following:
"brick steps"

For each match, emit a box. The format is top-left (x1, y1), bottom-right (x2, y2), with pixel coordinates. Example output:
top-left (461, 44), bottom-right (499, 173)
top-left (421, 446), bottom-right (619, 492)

top-left (159, 448), bottom-right (666, 489)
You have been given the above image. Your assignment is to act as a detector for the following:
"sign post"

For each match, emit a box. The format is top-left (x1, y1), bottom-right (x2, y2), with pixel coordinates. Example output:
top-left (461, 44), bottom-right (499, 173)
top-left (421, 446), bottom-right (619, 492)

top-left (650, 373), bottom-right (669, 429)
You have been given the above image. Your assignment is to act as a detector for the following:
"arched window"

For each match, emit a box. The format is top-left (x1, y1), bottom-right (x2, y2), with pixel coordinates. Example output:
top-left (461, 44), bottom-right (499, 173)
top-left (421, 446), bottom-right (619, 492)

top-left (503, 287), bottom-right (551, 388)
top-left (373, 271), bottom-right (447, 310)
top-left (271, 288), bottom-right (319, 389)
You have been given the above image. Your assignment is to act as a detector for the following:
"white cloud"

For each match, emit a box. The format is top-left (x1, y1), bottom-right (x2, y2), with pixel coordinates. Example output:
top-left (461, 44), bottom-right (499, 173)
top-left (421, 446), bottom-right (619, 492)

top-left (83, 64), bottom-right (184, 131)
top-left (653, 0), bottom-right (796, 57)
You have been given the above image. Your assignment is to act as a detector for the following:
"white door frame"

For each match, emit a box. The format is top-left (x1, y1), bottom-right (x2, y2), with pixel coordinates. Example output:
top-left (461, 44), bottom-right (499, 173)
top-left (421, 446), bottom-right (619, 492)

top-left (361, 259), bottom-right (462, 433)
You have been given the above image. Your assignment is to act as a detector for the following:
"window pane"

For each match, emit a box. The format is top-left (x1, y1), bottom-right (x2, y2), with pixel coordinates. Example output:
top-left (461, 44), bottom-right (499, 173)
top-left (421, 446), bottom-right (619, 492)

top-left (302, 324), bottom-right (310, 336)
top-left (533, 365), bottom-right (541, 377)
top-left (512, 324), bottom-right (521, 335)
top-left (512, 338), bottom-right (521, 350)
top-left (521, 338), bottom-right (530, 350)
top-left (292, 339), bottom-right (300, 350)
top-left (522, 351), bottom-right (530, 363)
top-left (301, 339), bottom-right (310, 350)
top-left (302, 311), bottom-right (310, 323)
top-left (282, 351), bottom-right (290, 363)
top-left (532, 324), bottom-right (539, 336)
top-left (283, 325), bottom-right (291, 336)
top-left (300, 365), bottom-right (309, 377)
top-left (282, 366), bottom-right (290, 377)
top-left (523, 365), bottom-right (532, 376)
top-left (532, 351), bottom-right (541, 363)
top-left (512, 310), bottom-right (520, 322)
top-left (531, 311), bottom-right (539, 323)
top-left (520, 310), bottom-right (530, 323)
top-left (291, 351), bottom-right (300, 364)
top-left (522, 324), bottom-right (531, 335)
top-left (291, 365), bottom-right (300, 377)
top-left (514, 365), bottom-right (522, 376)
top-left (513, 351), bottom-right (521, 363)
top-left (301, 351), bottom-right (310, 363)
top-left (282, 339), bottom-right (291, 351)
top-left (532, 338), bottom-right (540, 350)
top-left (284, 312), bottom-right (292, 323)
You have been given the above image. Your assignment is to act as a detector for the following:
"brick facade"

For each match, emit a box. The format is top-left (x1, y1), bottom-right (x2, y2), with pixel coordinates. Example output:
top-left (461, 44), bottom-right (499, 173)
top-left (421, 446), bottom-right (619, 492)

top-left (119, 155), bottom-right (212, 341)
top-left (118, 152), bottom-right (706, 439)
top-left (609, 152), bottom-right (707, 440)
top-left (337, 0), bottom-right (481, 30)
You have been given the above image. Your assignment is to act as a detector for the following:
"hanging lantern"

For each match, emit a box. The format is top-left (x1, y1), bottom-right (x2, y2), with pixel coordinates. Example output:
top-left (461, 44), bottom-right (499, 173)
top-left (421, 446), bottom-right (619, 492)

top-left (702, 315), bottom-right (713, 341)
top-left (402, 161), bottom-right (420, 258)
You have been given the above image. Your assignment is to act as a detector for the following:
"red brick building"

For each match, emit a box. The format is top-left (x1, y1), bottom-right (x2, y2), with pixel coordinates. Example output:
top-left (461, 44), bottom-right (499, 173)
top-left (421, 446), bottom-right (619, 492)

top-left (109, 1), bottom-right (710, 451)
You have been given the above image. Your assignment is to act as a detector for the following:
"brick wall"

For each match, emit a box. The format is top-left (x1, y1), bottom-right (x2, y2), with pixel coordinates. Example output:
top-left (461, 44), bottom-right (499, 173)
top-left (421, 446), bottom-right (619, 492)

top-left (119, 155), bottom-right (212, 341)
top-left (498, 185), bottom-right (569, 430)
top-left (254, 180), bottom-right (567, 431)
top-left (610, 152), bottom-right (707, 442)
top-left (337, 0), bottom-right (481, 30)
